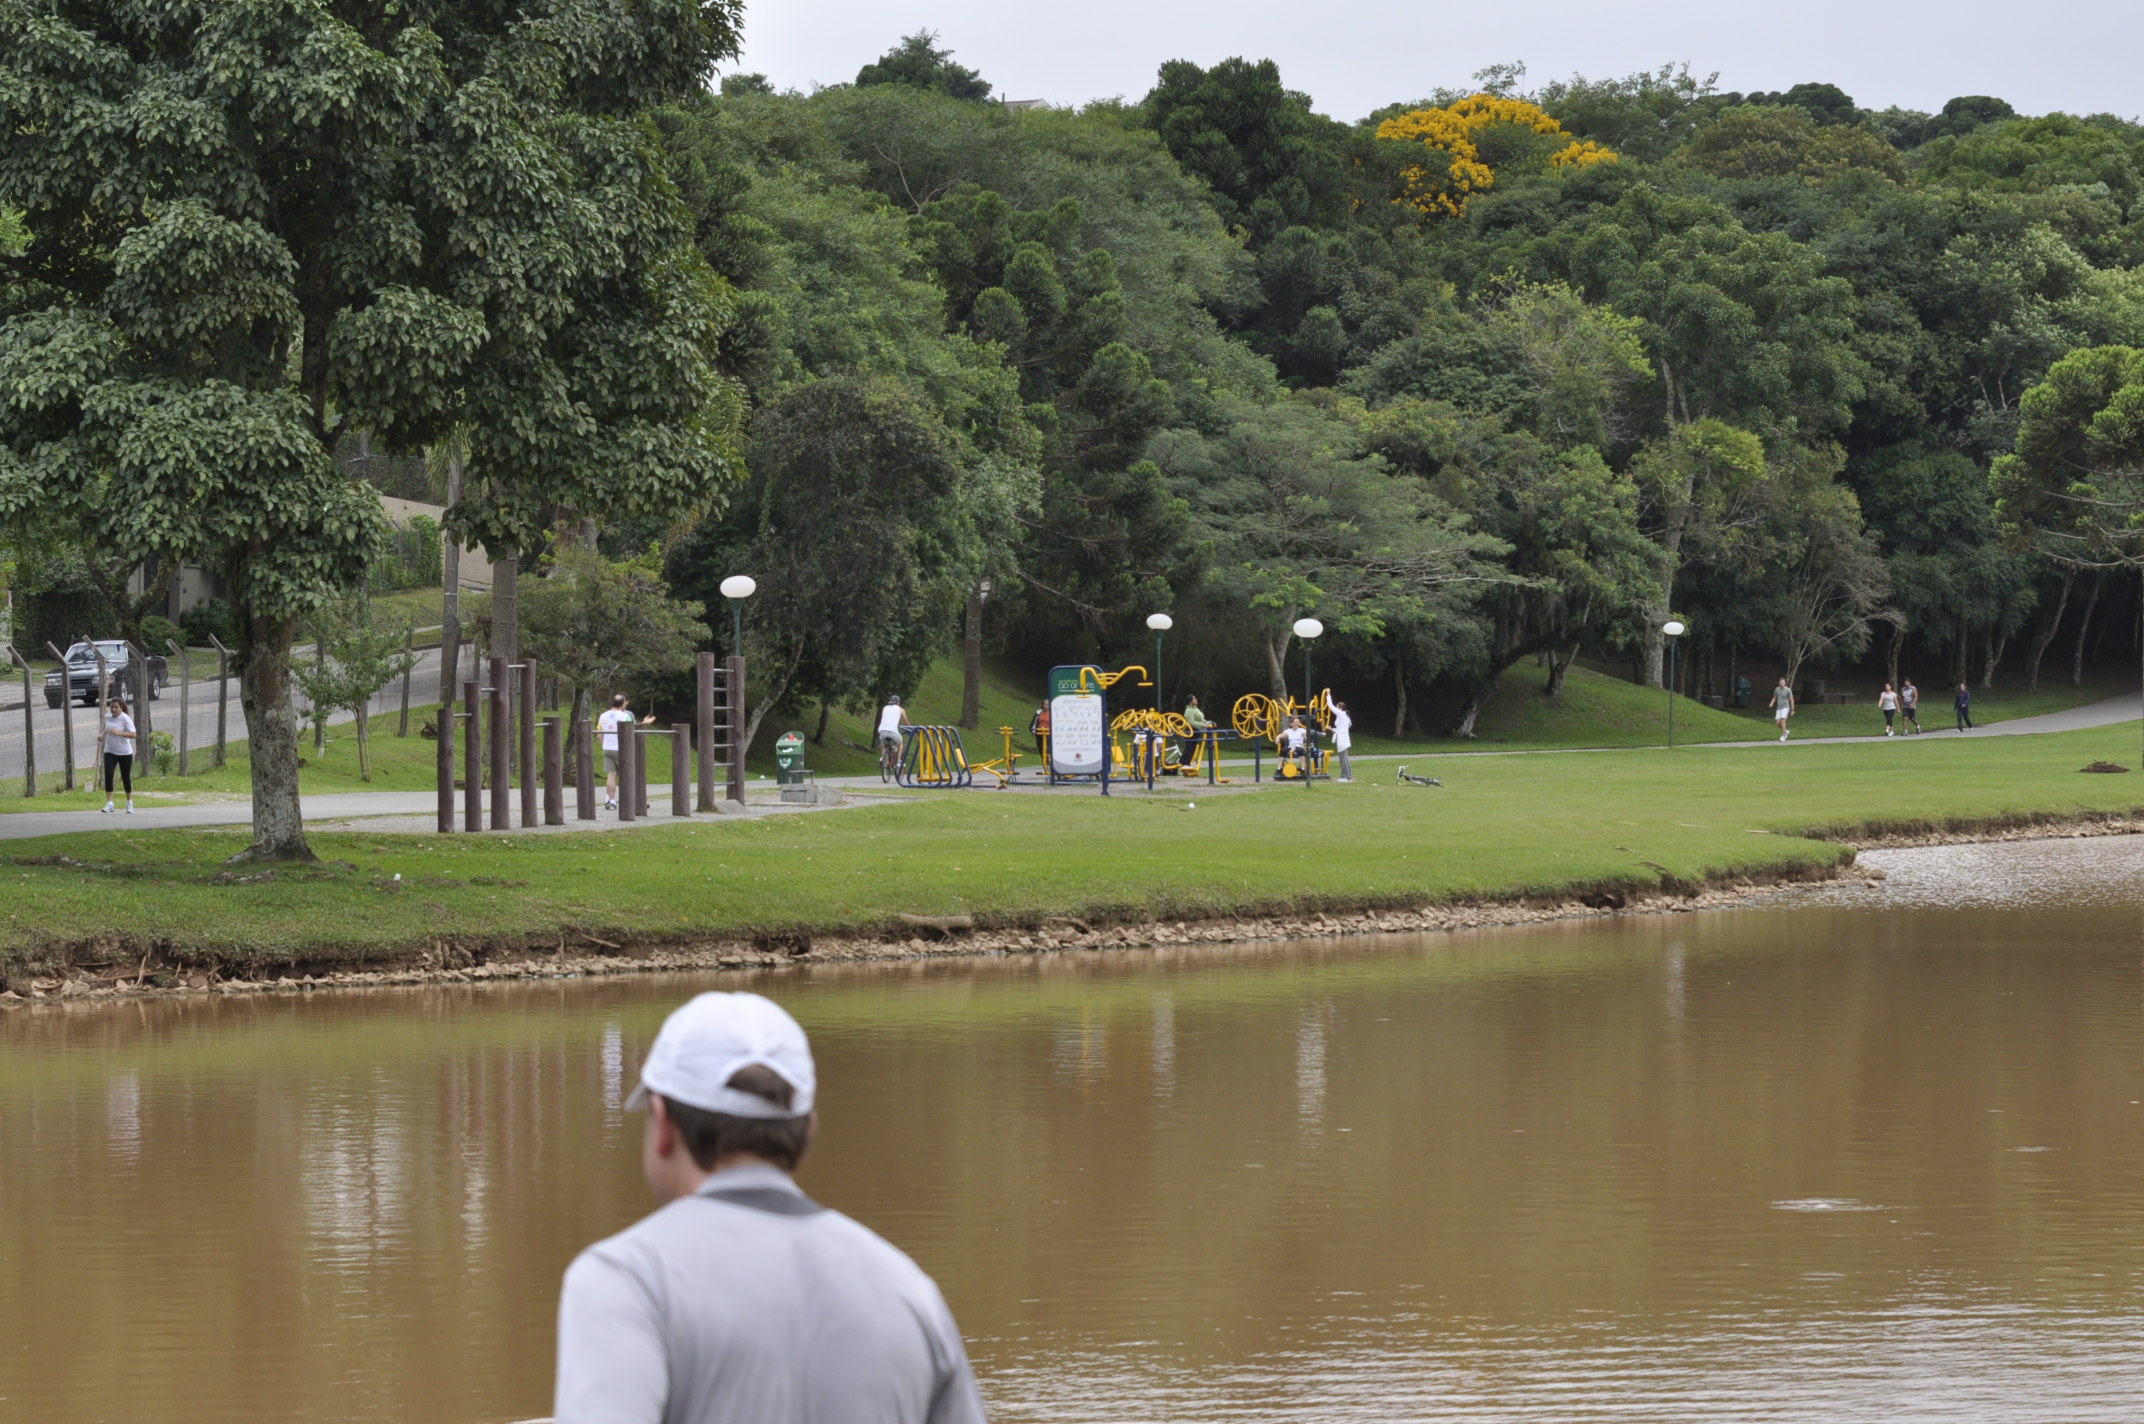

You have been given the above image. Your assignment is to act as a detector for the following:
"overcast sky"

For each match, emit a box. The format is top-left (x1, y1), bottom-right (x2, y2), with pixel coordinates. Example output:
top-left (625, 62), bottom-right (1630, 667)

top-left (730, 0), bottom-right (2140, 124)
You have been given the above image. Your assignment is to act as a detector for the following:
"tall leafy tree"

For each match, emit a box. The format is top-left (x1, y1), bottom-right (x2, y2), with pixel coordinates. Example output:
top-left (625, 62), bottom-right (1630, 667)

top-left (0, 0), bottom-right (743, 858)
top-left (855, 31), bottom-right (992, 103)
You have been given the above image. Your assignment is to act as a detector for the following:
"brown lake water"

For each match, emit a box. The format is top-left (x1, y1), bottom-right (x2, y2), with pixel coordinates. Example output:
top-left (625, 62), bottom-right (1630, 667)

top-left (6, 837), bottom-right (2144, 1422)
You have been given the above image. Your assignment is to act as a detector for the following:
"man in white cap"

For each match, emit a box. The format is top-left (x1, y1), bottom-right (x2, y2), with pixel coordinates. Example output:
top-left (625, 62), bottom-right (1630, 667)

top-left (553, 991), bottom-right (989, 1423)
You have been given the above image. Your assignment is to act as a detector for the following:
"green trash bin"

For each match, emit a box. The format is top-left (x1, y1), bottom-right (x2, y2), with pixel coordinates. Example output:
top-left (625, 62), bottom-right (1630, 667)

top-left (775, 731), bottom-right (808, 785)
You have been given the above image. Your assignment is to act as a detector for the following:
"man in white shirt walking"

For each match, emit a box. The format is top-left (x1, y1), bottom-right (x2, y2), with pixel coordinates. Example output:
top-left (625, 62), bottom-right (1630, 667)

top-left (554, 992), bottom-right (989, 1424)
top-left (598, 694), bottom-right (653, 812)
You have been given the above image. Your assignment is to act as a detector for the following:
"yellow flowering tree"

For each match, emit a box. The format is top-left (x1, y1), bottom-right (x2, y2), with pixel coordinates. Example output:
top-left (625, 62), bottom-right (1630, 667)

top-left (1376, 95), bottom-right (1616, 218)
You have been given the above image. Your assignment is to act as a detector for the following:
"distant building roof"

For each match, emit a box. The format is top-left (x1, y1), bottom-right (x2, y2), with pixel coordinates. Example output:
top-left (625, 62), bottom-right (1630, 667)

top-left (1000, 99), bottom-right (1049, 112)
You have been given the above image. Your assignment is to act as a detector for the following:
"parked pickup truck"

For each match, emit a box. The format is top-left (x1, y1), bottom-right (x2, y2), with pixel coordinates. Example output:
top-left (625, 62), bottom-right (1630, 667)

top-left (43, 640), bottom-right (167, 708)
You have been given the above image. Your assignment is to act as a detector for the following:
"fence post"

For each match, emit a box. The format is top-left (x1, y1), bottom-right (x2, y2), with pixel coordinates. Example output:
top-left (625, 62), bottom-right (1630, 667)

top-left (208, 635), bottom-right (229, 768)
top-left (725, 654), bottom-right (745, 803)
top-left (312, 637), bottom-right (325, 754)
top-left (128, 641), bottom-right (155, 778)
top-left (575, 717), bottom-right (595, 821)
top-left (543, 715), bottom-right (564, 826)
top-left (397, 628), bottom-right (414, 738)
top-left (437, 705), bottom-right (455, 833)
top-left (463, 680), bottom-right (483, 833)
top-left (166, 640), bottom-right (192, 776)
top-left (92, 646), bottom-right (109, 752)
top-left (618, 725), bottom-right (638, 822)
top-left (8, 647), bottom-right (33, 797)
top-left (695, 651), bottom-right (716, 812)
top-left (671, 723), bottom-right (691, 816)
top-left (519, 660), bottom-right (538, 829)
top-left (45, 643), bottom-right (75, 790)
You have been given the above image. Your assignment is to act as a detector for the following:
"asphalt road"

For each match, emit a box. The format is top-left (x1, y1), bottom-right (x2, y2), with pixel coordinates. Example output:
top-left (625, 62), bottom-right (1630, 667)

top-left (0, 646), bottom-right (454, 783)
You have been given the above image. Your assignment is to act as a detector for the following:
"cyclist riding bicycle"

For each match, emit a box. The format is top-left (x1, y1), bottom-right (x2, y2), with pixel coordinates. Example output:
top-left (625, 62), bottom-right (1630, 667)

top-left (876, 695), bottom-right (906, 769)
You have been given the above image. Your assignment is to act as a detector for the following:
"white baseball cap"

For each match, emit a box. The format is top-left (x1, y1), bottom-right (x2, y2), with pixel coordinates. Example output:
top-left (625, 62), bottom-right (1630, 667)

top-left (624, 992), bottom-right (816, 1120)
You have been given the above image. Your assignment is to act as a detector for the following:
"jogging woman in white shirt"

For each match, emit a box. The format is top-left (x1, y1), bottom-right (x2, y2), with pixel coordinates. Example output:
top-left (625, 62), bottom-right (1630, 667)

top-left (1877, 683), bottom-right (1899, 737)
top-left (101, 696), bottom-right (137, 813)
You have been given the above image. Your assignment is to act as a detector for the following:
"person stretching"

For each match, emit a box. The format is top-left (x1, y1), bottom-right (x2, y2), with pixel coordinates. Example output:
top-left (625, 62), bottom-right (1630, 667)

top-left (101, 696), bottom-right (137, 813)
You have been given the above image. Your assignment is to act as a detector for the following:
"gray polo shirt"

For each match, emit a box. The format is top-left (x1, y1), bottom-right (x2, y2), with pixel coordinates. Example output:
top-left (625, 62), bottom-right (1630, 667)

top-left (554, 1163), bottom-right (988, 1424)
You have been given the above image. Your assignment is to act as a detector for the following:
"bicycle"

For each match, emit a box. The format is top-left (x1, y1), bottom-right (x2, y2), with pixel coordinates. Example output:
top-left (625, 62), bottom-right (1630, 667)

top-left (878, 732), bottom-right (902, 783)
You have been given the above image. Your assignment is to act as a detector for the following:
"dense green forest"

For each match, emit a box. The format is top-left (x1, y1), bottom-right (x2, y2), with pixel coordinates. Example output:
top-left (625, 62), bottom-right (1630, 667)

top-left (6, 14), bottom-right (2144, 759)
top-left (650, 39), bottom-right (2144, 736)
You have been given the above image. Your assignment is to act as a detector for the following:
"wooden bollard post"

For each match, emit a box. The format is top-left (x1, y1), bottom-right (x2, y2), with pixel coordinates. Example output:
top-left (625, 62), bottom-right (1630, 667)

top-left (618, 725), bottom-right (638, 822)
top-left (635, 724), bottom-right (651, 818)
top-left (463, 680), bottom-right (482, 833)
top-left (437, 705), bottom-right (455, 833)
top-left (45, 643), bottom-right (75, 790)
top-left (543, 715), bottom-right (564, 826)
top-left (489, 655), bottom-right (509, 830)
top-left (671, 723), bottom-right (691, 816)
top-left (575, 717), bottom-right (595, 821)
top-left (519, 660), bottom-right (538, 829)
top-left (725, 654), bottom-right (745, 803)
top-left (208, 634), bottom-right (229, 767)
top-left (695, 651), bottom-right (716, 812)
top-left (167, 640), bottom-right (191, 776)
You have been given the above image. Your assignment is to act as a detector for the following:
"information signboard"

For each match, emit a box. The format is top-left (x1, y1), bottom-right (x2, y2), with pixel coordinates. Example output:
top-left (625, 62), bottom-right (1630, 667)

top-left (1047, 665), bottom-right (1105, 777)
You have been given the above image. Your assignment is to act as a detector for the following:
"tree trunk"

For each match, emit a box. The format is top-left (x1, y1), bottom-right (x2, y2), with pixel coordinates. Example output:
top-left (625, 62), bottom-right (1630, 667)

top-left (960, 583), bottom-right (984, 729)
top-left (493, 551), bottom-right (518, 665)
top-left (1545, 639), bottom-right (1580, 699)
top-left (2073, 576), bottom-right (2101, 684)
top-left (740, 639), bottom-right (806, 763)
top-left (1450, 674), bottom-right (1498, 739)
top-left (1885, 621), bottom-right (1903, 692)
top-left (1391, 656), bottom-right (1407, 738)
top-left (1263, 627), bottom-right (1290, 702)
top-left (438, 452), bottom-right (461, 705)
top-left (355, 705), bottom-right (372, 783)
top-left (812, 700), bottom-right (830, 746)
top-left (234, 602), bottom-right (313, 862)
top-left (1981, 629), bottom-right (2007, 689)
top-left (2024, 570), bottom-right (2072, 692)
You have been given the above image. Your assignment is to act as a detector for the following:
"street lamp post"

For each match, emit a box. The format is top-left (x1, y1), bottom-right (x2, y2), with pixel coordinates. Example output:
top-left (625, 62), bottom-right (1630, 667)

top-left (1662, 619), bottom-right (1686, 748)
top-left (1293, 617), bottom-right (1323, 787)
top-left (1146, 613), bottom-right (1172, 711)
top-left (719, 575), bottom-right (757, 661)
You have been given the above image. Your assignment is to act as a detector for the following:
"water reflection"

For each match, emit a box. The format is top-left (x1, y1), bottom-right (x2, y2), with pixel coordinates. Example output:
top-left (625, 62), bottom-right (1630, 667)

top-left (3, 837), bottom-right (2144, 1422)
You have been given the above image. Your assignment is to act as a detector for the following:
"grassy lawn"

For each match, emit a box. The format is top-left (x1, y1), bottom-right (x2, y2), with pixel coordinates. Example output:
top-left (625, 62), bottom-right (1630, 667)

top-left (5, 720), bottom-right (2144, 970)
top-left (367, 587), bottom-right (446, 628)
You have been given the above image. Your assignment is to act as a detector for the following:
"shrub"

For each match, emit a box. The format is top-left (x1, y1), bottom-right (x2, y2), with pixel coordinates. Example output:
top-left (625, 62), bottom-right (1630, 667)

top-left (150, 730), bottom-right (177, 777)
top-left (179, 599), bottom-right (233, 647)
top-left (140, 614), bottom-right (181, 653)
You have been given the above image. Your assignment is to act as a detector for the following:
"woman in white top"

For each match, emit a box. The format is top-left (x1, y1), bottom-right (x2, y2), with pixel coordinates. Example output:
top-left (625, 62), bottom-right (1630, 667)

top-left (1877, 683), bottom-right (1899, 737)
top-left (101, 696), bottom-right (137, 813)
top-left (1330, 699), bottom-right (1354, 782)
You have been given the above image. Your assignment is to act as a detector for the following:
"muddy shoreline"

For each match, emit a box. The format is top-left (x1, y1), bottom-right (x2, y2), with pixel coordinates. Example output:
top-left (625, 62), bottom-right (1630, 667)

top-left (7, 815), bottom-right (2142, 1007)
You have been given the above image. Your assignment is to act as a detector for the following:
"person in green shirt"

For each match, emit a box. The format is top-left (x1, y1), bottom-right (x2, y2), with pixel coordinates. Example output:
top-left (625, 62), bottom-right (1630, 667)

top-left (1181, 696), bottom-right (1212, 767)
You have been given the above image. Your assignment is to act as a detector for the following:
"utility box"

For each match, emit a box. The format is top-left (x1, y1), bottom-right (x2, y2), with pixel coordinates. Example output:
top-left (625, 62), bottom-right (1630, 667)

top-left (775, 731), bottom-right (808, 785)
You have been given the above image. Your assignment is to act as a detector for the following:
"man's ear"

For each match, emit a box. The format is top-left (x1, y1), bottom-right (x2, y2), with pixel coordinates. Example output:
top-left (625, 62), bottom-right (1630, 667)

top-left (649, 1094), bottom-right (679, 1158)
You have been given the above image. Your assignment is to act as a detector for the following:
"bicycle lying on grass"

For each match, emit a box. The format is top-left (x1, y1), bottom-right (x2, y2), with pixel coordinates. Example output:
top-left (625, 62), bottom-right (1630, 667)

top-left (1395, 766), bottom-right (1443, 787)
